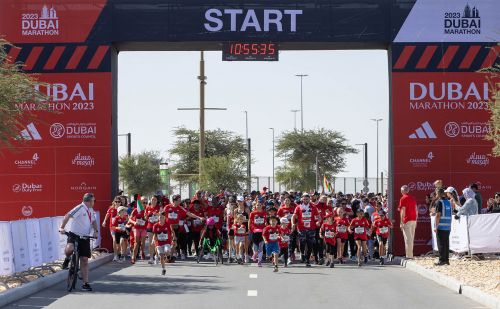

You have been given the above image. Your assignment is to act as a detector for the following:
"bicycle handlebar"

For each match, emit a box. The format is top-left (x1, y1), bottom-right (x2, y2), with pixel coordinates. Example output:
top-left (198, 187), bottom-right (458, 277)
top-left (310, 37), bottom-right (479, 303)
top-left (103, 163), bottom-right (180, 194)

top-left (64, 231), bottom-right (98, 240)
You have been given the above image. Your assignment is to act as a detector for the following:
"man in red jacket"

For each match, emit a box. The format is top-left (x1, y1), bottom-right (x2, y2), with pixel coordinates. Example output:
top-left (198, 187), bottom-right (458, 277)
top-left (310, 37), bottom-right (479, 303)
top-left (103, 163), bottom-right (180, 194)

top-left (292, 193), bottom-right (321, 267)
top-left (399, 185), bottom-right (418, 259)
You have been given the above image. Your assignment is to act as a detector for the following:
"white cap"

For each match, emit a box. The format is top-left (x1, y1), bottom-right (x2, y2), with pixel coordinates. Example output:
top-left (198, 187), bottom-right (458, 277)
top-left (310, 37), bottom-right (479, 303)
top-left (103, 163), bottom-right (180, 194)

top-left (444, 186), bottom-right (456, 194)
top-left (237, 196), bottom-right (244, 202)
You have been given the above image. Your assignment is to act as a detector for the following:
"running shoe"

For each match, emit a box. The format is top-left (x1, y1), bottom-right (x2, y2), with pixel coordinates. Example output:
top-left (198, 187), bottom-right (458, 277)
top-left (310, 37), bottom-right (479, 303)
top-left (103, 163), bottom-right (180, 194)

top-left (258, 260), bottom-right (262, 267)
top-left (131, 259), bottom-right (135, 264)
top-left (180, 253), bottom-right (186, 260)
top-left (273, 265), bottom-right (278, 272)
top-left (305, 262), bottom-right (311, 267)
top-left (330, 262), bottom-right (334, 268)
top-left (113, 256), bottom-right (119, 262)
top-left (81, 283), bottom-right (93, 291)
top-left (252, 252), bottom-right (258, 262)
top-left (364, 256), bottom-right (368, 264)
top-left (161, 269), bottom-right (166, 276)
top-left (318, 258), bottom-right (325, 265)
top-left (325, 260), bottom-right (330, 267)
top-left (148, 259), bottom-right (154, 265)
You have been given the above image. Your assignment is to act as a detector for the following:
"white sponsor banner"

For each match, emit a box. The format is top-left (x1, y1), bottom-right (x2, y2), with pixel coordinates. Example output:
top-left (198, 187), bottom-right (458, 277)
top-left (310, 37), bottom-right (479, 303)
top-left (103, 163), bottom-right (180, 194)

top-left (39, 217), bottom-right (59, 263)
top-left (395, 0), bottom-right (500, 42)
top-left (468, 213), bottom-right (500, 254)
top-left (430, 216), bottom-right (438, 251)
top-left (449, 217), bottom-right (469, 253)
top-left (25, 219), bottom-right (43, 267)
top-left (10, 220), bottom-right (30, 272)
top-left (52, 216), bottom-right (67, 260)
top-left (0, 222), bottom-right (15, 275)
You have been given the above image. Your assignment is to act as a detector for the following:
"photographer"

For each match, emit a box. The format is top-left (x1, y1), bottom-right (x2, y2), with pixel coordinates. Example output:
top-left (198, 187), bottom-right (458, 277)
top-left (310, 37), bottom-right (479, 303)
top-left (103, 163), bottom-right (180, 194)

top-left (454, 188), bottom-right (478, 219)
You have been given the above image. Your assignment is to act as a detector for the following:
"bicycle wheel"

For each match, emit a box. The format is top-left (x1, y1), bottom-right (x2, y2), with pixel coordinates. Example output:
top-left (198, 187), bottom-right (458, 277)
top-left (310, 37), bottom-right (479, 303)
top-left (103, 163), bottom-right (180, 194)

top-left (67, 253), bottom-right (78, 292)
top-left (197, 246), bottom-right (203, 264)
top-left (214, 247), bottom-right (219, 265)
top-left (219, 247), bottom-right (224, 265)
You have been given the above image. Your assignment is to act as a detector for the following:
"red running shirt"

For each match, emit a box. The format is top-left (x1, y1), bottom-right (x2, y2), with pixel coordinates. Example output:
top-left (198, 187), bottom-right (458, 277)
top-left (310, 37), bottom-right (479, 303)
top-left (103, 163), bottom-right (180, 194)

top-left (349, 217), bottom-right (371, 241)
top-left (320, 222), bottom-right (337, 245)
top-left (263, 225), bottom-right (280, 243)
top-left (249, 210), bottom-right (267, 233)
top-left (152, 222), bottom-right (172, 246)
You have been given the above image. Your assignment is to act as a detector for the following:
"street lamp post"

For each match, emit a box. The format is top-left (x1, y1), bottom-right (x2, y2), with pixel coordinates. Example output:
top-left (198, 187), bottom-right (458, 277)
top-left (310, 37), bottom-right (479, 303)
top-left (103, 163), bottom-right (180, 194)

top-left (291, 109), bottom-right (300, 131)
top-left (371, 118), bottom-right (383, 193)
top-left (295, 74), bottom-right (308, 132)
top-left (269, 127), bottom-right (275, 192)
top-left (244, 111), bottom-right (251, 192)
top-left (356, 143), bottom-right (368, 193)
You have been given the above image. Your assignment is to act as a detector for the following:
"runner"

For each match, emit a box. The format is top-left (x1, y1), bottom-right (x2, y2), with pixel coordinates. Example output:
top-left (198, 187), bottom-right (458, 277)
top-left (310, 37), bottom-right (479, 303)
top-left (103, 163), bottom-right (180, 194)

top-left (334, 207), bottom-right (350, 264)
top-left (225, 197), bottom-right (237, 262)
top-left (145, 196), bottom-right (161, 264)
top-left (189, 200), bottom-right (205, 258)
top-left (199, 217), bottom-right (222, 259)
top-left (263, 216), bottom-right (281, 272)
top-left (372, 210), bottom-right (393, 265)
top-left (278, 217), bottom-right (291, 267)
top-left (277, 196), bottom-right (296, 264)
top-left (320, 213), bottom-right (337, 268)
top-left (152, 211), bottom-right (174, 275)
top-left (249, 199), bottom-right (267, 266)
top-left (292, 193), bottom-right (321, 267)
top-left (112, 206), bottom-right (131, 263)
top-left (102, 196), bottom-right (120, 261)
top-left (234, 196), bottom-right (250, 263)
top-left (129, 196), bottom-right (148, 264)
top-left (349, 209), bottom-right (370, 267)
top-left (232, 214), bottom-right (247, 264)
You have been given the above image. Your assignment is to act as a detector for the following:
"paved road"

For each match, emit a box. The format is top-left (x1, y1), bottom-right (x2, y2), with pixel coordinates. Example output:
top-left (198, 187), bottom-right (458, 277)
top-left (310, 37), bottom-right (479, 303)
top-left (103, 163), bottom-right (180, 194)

top-left (4, 259), bottom-right (484, 309)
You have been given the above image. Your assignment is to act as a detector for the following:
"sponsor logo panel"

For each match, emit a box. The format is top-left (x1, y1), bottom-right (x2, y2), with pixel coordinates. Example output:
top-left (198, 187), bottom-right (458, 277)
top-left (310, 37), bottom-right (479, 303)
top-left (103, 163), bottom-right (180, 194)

top-left (0, 201), bottom-right (55, 221)
top-left (21, 5), bottom-right (59, 37)
top-left (449, 174), bottom-right (499, 208)
top-left (56, 174), bottom-right (111, 202)
top-left (0, 175), bottom-right (55, 202)
top-left (55, 147), bottom-right (110, 173)
top-left (393, 146), bottom-right (449, 173)
top-left (0, 148), bottom-right (55, 174)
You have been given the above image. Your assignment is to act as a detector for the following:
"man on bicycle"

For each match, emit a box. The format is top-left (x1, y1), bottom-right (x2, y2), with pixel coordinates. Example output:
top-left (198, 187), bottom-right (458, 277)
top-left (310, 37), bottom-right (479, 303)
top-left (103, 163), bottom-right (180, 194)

top-left (59, 193), bottom-right (98, 291)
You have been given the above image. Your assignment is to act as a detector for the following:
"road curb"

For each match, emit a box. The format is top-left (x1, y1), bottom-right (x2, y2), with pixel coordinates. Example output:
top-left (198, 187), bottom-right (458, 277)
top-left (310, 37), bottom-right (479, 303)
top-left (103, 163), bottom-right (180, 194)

top-left (0, 253), bottom-right (113, 308)
top-left (394, 257), bottom-right (500, 309)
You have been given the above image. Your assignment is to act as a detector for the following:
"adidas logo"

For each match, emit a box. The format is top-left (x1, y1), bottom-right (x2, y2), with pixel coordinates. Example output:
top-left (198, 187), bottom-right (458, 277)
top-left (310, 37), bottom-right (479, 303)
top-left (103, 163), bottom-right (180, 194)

top-left (18, 123), bottom-right (42, 140)
top-left (409, 121), bottom-right (437, 139)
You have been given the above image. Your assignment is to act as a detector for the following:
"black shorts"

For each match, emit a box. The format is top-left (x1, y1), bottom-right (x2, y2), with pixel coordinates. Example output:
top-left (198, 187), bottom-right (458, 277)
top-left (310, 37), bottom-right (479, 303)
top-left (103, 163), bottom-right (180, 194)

top-left (115, 232), bottom-right (129, 244)
top-left (147, 228), bottom-right (153, 233)
top-left (252, 232), bottom-right (263, 246)
top-left (67, 235), bottom-right (91, 258)
top-left (228, 229), bottom-right (235, 237)
top-left (325, 243), bottom-right (336, 255)
top-left (377, 236), bottom-right (388, 245)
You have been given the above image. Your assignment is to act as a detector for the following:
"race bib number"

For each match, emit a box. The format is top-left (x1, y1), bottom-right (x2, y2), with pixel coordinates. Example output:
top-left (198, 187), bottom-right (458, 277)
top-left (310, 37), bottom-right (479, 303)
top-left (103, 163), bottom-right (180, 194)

top-left (337, 226), bottom-right (347, 233)
top-left (237, 228), bottom-right (246, 234)
top-left (303, 220), bottom-right (311, 228)
top-left (286, 213), bottom-right (292, 220)
top-left (119, 223), bottom-right (126, 231)
top-left (379, 227), bottom-right (389, 234)
top-left (157, 233), bottom-right (168, 241)
top-left (149, 215), bottom-right (159, 223)
top-left (255, 217), bottom-right (264, 225)
top-left (178, 220), bottom-right (184, 226)
top-left (281, 217), bottom-right (289, 224)
top-left (282, 235), bottom-right (290, 242)
top-left (302, 212), bottom-right (312, 219)
top-left (212, 216), bottom-right (220, 223)
top-left (193, 219), bottom-right (201, 226)
top-left (168, 212), bottom-right (178, 220)
top-left (136, 219), bottom-right (146, 226)
top-left (354, 227), bottom-right (365, 234)
top-left (269, 233), bottom-right (278, 240)
top-left (325, 231), bottom-right (335, 238)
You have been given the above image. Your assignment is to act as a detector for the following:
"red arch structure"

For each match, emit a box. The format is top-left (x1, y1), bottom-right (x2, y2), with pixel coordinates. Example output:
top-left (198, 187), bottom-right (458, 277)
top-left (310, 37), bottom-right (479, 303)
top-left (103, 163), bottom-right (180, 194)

top-left (1, 0), bottom-right (499, 255)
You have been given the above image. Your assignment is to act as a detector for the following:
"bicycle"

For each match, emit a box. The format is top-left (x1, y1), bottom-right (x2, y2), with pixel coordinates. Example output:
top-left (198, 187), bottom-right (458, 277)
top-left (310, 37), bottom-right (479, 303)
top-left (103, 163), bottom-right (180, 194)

top-left (196, 238), bottom-right (223, 265)
top-left (64, 231), bottom-right (96, 292)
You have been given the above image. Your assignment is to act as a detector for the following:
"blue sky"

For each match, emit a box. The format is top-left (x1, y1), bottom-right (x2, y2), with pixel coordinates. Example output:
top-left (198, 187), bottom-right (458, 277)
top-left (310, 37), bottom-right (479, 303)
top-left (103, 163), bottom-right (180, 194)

top-left (118, 50), bottom-right (389, 179)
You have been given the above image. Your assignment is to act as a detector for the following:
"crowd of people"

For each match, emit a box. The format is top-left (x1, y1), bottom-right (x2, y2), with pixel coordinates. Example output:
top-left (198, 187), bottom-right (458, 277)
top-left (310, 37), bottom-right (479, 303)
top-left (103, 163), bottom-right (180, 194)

top-left (100, 189), bottom-right (395, 276)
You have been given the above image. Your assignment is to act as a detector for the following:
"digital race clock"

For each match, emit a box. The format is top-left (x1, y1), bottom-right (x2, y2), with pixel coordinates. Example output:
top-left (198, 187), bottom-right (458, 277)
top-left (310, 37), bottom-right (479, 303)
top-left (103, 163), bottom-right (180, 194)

top-left (222, 42), bottom-right (279, 61)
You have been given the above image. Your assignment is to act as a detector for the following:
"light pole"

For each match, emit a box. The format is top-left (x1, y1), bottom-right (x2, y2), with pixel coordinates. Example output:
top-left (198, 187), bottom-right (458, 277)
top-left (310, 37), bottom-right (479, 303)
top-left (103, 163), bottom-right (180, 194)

top-left (243, 111), bottom-right (249, 141)
top-left (371, 118), bottom-right (383, 193)
top-left (244, 111), bottom-right (251, 192)
top-left (295, 74), bottom-right (308, 132)
top-left (291, 109), bottom-right (300, 131)
top-left (356, 143), bottom-right (368, 193)
top-left (269, 127), bottom-right (275, 192)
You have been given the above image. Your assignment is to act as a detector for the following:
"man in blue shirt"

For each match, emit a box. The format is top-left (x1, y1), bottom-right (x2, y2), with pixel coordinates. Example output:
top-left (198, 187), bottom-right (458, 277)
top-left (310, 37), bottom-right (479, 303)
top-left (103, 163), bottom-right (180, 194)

top-left (433, 189), bottom-right (452, 266)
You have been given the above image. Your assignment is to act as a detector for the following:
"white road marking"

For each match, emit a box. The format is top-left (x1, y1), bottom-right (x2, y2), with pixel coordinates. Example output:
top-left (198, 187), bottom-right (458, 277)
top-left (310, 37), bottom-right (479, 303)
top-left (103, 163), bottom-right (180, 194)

top-left (249, 274), bottom-right (258, 279)
top-left (247, 290), bottom-right (258, 296)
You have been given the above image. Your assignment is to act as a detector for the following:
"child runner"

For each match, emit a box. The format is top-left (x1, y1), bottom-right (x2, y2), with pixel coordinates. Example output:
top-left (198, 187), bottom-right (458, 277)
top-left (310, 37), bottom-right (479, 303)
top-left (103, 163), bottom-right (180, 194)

top-left (232, 214), bottom-right (247, 264)
top-left (320, 213), bottom-right (337, 268)
top-left (349, 209), bottom-right (371, 267)
top-left (199, 217), bottom-right (222, 259)
top-left (145, 196), bottom-right (161, 264)
top-left (152, 211), bottom-right (173, 275)
top-left (277, 197), bottom-right (296, 264)
top-left (279, 217), bottom-right (291, 267)
top-left (335, 207), bottom-right (350, 264)
top-left (129, 196), bottom-right (148, 264)
top-left (372, 210), bottom-right (393, 265)
top-left (102, 197), bottom-right (120, 261)
top-left (249, 199), bottom-right (267, 266)
top-left (263, 216), bottom-right (281, 272)
top-left (112, 206), bottom-right (130, 262)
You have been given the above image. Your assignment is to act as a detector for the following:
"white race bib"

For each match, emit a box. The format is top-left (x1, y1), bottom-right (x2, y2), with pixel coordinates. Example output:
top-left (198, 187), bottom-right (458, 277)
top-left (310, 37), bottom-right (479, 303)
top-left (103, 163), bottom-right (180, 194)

top-left (157, 233), bottom-right (168, 241)
top-left (255, 217), bottom-right (264, 225)
top-left (354, 227), bottom-right (365, 234)
top-left (282, 235), bottom-right (290, 242)
top-left (303, 220), bottom-right (311, 228)
top-left (287, 213), bottom-right (292, 220)
top-left (281, 217), bottom-right (289, 224)
top-left (379, 227), bottom-right (389, 234)
top-left (337, 226), bottom-right (347, 233)
top-left (325, 231), bottom-right (335, 238)
top-left (178, 220), bottom-right (184, 226)
top-left (136, 219), bottom-right (146, 226)
top-left (194, 219), bottom-right (201, 226)
top-left (302, 212), bottom-right (312, 218)
top-left (212, 216), bottom-right (219, 223)
top-left (269, 233), bottom-right (278, 240)
top-left (168, 212), bottom-right (178, 220)
top-left (237, 228), bottom-right (246, 234)
top-left (149, 215), bottom-right (159, 223)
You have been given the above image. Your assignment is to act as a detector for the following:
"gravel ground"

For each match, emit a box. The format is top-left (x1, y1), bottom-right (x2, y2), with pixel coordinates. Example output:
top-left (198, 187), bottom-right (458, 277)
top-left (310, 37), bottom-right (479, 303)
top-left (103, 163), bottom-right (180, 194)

top-left (413, 255), bottom-right (500, 298)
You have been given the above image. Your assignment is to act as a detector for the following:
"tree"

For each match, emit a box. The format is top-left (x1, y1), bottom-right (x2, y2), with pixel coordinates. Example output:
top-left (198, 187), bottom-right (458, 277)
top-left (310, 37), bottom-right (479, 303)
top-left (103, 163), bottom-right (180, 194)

top-left (199, 156), bottom-right (246, 193)
top-left (481, 60), bottom-right (499, 157)
top-left (169, 127), bottom-right (247, 182)
top-left (0, 39), bottom-right (48, 149)
top-left (119, 151), bottom-right (162, 196)
top-left (275, 129), bottom-right (357, 191)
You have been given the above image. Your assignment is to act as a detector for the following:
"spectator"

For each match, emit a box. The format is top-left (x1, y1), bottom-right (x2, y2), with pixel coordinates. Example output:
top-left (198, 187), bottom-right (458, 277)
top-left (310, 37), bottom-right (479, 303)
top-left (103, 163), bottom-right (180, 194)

top-left (455, 188), bottom-right (478, 218)
top-left (469, 183), bottom-right (483, 210)
top-left (486, 193), bottom-right (500, 213)
top-left (444, 187), bottom-right (461, 209)
top-left (434, 188), bottom-right (451, 266)
top-left (398, 185), bottom-right (417, 259)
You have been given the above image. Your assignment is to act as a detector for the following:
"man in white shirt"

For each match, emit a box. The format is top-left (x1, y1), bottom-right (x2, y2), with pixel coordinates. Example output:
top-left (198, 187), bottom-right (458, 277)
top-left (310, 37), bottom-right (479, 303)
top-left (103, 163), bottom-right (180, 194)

top-left (59, 193), bottom-right (98, 291)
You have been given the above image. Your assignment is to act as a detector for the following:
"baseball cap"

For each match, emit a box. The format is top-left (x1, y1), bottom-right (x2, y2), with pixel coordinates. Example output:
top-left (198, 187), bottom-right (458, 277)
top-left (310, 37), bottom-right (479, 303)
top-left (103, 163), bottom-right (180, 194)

top-left (444, 186), bottom-right (456, 194)
top-left (117, 206), bottom-right (127, 213)
top-left (237, 196), bottom-right (244, 202)
top-left (302, 193), bottom-right (310, 198)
